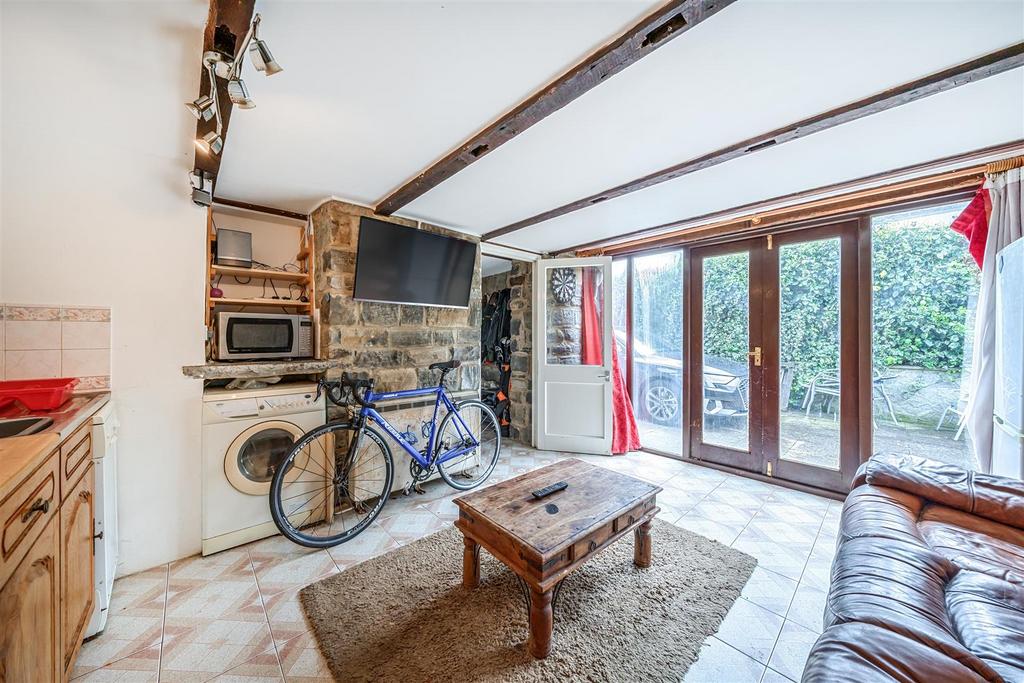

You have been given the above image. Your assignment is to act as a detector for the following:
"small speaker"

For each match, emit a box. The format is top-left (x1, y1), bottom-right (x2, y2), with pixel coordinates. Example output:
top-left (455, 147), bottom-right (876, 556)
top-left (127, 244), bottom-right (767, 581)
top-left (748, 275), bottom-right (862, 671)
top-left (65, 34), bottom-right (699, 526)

top-left (215, 228), bottom-right (252, 268)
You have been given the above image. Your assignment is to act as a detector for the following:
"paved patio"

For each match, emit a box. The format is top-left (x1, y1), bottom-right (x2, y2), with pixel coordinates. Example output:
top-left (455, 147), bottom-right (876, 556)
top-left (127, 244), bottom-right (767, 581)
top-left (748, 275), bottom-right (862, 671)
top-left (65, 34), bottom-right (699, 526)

top-left (638, 411), bottom-right (975, 471)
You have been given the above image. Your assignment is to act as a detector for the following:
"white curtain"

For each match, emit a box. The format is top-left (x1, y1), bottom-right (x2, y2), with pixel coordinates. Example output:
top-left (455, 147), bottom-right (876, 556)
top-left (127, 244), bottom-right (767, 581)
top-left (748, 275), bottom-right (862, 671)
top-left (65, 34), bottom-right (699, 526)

top-left (965, 168), bottom-right (1023, 473)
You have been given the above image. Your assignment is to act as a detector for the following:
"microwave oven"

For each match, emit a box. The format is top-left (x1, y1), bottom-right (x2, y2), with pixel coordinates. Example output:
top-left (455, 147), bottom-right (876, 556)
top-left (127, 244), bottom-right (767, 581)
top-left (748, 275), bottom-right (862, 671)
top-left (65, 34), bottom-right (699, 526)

top-left (216, 312), bottom-right (314, 361)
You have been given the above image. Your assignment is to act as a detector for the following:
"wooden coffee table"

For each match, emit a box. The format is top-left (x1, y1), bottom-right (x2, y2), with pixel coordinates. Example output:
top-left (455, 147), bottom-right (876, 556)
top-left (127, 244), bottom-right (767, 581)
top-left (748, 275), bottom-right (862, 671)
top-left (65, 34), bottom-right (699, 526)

top-left (454, 458), bottom-right (661, 659)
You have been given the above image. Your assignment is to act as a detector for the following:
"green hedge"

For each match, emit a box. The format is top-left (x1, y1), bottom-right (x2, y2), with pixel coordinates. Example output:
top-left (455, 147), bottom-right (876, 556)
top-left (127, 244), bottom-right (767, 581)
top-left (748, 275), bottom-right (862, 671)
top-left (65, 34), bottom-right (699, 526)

top-left (618, 207), bottom-right (977, 405)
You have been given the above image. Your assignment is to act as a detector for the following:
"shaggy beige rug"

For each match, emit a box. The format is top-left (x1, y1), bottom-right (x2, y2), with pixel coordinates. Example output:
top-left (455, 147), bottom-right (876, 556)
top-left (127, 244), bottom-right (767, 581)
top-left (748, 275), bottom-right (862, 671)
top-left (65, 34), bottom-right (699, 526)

top-left (299, 519), bottom-right (756, 682)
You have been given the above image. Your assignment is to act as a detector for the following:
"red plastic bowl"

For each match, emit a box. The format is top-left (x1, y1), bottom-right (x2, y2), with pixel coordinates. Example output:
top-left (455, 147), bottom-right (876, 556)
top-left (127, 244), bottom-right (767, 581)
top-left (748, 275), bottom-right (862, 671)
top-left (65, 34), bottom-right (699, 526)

top-left (0, 378), bottom-right (80, 410)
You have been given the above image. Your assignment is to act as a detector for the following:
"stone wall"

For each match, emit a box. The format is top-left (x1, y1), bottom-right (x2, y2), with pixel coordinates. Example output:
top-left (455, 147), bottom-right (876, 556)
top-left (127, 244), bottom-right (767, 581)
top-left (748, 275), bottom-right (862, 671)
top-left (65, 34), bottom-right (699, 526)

top-left (545, 266), bottom-right (584, 365)
top-left (482, 271), bottom-right (509, 301)
top-left (313, 199), bottom-right (481, 395)
top-left (508, 261), bottom-right (533, 444)
top-left (311, 199), bottom-right (482, 490)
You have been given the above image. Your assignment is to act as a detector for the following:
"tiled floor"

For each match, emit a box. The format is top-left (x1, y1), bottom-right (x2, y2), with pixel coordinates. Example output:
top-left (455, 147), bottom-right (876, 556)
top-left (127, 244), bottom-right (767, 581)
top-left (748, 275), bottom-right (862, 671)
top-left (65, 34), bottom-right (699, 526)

top-left (74, 443), bottom-right (840, 682)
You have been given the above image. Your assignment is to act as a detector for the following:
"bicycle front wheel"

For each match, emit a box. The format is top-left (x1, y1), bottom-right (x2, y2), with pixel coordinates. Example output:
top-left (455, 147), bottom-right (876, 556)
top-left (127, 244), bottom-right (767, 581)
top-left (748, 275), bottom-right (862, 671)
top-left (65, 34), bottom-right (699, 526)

top-left (270, 422), bottom-right (394, 548)
top-left (436, 399), bottom-right (502, 491)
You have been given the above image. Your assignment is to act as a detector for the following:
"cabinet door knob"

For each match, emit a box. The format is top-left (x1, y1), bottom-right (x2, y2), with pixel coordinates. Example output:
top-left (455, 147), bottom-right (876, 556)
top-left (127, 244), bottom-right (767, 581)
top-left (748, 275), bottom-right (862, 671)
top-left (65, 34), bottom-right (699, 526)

top-left (22, 498), bottom-right (50, 522)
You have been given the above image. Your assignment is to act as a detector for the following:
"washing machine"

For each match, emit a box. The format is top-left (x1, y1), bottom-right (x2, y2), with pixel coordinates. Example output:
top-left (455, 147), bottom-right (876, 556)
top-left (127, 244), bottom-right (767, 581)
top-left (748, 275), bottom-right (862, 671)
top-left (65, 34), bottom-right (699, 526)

top-left (202, 383), bottom-right (327, 555)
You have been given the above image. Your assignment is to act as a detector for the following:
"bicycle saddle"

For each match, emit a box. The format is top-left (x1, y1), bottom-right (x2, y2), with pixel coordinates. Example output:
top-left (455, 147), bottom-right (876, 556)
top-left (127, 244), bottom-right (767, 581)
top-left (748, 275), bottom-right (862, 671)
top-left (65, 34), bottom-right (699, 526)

top-left (429, 360), bottom-right (462, 371)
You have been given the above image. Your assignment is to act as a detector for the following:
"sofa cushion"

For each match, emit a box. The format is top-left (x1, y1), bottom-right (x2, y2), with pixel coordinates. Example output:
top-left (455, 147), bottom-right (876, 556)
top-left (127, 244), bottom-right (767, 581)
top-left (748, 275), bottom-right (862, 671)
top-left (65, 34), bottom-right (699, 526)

top-left (839, 485), bottom-right (929, 549)
top-left (857, 453), bottom-right (1024, 530)
top-left (802, 622), bottom-right (993, 682)
top-left (919, 504), bottom-right (1024, 585)
top-left (807, 455), bottom-right (1024, 682)
top-left (825, 536), bottom-right (1000, 678)
top-left (945, 571), bottom-right (1024, 682)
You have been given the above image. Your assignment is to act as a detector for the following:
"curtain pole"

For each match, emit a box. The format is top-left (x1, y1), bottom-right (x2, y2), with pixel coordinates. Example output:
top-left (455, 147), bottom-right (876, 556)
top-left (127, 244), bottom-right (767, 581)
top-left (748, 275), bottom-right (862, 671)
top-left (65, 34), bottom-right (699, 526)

top-left (986, 156), bottom-right (1024, 174)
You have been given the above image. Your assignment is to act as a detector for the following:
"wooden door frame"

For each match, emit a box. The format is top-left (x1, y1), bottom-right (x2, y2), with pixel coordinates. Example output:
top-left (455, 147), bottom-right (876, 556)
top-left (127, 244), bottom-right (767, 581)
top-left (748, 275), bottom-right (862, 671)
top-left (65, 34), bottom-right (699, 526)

top-left (628, 192), bottom-right (974, 495)
top-left (684, 221), bottom-right (864, 492)
top-left (763, 219), bottom-right (863, 491)
top-left (686, 237), bottom-right (766, 473)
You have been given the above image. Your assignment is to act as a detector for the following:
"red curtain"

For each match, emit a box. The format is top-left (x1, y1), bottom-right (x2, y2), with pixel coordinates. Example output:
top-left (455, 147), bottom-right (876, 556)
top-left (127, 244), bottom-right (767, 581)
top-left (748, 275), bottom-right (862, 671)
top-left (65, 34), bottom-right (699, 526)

top-left (581, 269), bottom-right (641, 454)
top-left (951, 186), bottom-right (991, 268)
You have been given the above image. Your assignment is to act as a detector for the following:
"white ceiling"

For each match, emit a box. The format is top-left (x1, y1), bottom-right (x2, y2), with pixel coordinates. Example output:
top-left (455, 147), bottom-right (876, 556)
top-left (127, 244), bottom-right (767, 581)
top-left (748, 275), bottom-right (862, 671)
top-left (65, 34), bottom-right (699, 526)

top-left (481, 255), bottom-right (513, 278)
top-left (508, 71), bottom-right (1024, 253)
top-left (215, 1), bottom-right (658, 210)
top-left (216, 0), bottom-right (1024, 254)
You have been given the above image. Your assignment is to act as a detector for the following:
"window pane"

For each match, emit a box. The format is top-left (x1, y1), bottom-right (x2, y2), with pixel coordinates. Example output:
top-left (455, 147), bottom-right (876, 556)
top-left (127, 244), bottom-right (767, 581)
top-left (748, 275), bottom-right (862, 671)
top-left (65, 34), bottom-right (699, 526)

top-left (702, 252), bottom-right (750, 450)
top-left (545, 265), bottom-right (604, 366)
top-left (612, 260), bottom-right (627, 335)
top-left (631, 252), bottom-right (683, 455)
top-left (871, 202), bottom-right (978, 469)
top-left (779, 237), bottom-right (841, 470)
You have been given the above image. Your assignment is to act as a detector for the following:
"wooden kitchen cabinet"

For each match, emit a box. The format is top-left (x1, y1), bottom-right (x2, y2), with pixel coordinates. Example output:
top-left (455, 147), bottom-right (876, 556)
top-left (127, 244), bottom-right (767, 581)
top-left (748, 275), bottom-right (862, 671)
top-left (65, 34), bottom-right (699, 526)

top-left (0, 425), bottom-right (96, 682)
top-left (0, 514), bottom-right (61, 683)
top-left (60, 464), bottom-right (95, 678)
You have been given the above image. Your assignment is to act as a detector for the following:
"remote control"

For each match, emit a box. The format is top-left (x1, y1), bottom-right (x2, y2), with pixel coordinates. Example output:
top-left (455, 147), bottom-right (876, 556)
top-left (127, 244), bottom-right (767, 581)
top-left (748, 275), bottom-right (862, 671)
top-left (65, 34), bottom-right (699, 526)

top-left (532, 481), bottom-right (568, 499)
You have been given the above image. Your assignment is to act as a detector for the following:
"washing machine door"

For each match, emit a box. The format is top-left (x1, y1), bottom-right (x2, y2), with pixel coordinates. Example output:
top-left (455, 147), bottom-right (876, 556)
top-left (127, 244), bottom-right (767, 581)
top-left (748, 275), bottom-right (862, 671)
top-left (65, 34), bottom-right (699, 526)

top-left (224, 420), bottom-right (307, 495)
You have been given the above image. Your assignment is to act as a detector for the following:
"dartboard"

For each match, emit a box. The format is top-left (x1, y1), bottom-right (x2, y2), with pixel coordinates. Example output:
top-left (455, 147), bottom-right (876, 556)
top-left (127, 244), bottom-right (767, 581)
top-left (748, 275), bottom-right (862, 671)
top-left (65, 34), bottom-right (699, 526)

top-left (550, 268), bottom-right (577, 304)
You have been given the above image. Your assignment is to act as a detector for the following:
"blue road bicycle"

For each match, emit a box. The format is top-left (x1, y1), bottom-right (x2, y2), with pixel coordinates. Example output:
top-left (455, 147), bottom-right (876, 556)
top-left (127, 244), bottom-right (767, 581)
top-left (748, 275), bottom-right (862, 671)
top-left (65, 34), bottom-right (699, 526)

top-left (269, 360), bottom-right (501, 548)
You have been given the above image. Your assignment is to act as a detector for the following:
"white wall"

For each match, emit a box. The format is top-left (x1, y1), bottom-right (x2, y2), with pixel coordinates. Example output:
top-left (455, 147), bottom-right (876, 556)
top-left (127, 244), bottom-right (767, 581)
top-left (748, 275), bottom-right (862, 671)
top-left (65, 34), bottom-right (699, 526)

top-left (1, 2), bottom-right (209, 574)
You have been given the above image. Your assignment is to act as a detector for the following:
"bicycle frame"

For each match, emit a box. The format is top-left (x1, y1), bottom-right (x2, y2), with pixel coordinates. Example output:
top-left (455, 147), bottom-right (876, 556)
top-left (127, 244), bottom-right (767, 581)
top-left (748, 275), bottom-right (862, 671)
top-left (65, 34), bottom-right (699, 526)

top-left (355, 384), bottom-right (479, 468)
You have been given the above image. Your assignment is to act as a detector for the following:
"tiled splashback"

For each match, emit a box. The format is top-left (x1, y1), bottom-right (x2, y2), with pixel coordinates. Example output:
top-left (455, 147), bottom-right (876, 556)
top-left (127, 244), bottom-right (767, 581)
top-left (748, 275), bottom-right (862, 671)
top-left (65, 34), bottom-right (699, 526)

top-left (1, 304), bottom-right (111, 391)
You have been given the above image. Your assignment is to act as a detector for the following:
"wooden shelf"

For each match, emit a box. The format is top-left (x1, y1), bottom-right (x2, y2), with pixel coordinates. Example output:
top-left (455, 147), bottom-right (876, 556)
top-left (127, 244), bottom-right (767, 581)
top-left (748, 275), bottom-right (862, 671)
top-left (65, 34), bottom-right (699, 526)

top-left (209, 297), bottom-right (312, 309)
top-left (211, 264), bottom-right (310, 283)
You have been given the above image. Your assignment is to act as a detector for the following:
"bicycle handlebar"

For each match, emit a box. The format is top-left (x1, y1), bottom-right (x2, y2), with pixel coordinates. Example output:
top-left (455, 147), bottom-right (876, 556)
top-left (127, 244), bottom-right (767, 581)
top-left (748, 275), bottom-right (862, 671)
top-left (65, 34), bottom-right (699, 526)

top-left (317, 374), bottom-right (375, 408)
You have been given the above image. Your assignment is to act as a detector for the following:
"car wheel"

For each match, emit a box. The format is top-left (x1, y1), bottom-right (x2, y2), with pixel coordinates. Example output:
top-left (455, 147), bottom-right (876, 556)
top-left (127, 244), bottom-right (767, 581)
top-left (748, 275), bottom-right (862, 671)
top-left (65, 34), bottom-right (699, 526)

top-left (643, 380), bottom-right (680, 426)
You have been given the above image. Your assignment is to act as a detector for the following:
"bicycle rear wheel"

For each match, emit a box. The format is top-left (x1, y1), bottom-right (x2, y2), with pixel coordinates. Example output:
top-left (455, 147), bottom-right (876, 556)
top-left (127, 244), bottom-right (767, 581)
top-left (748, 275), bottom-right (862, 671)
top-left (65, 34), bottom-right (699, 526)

top-left (270, 421), bottom-right (393, 548)
top-left (436, 399), bottom-right (501, 490)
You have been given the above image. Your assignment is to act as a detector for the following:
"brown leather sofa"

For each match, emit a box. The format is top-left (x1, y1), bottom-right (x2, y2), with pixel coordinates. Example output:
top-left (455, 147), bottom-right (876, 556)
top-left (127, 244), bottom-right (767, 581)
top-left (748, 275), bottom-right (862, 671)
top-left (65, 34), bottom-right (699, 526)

top-left (802, 453), bottom-right (1024, 683)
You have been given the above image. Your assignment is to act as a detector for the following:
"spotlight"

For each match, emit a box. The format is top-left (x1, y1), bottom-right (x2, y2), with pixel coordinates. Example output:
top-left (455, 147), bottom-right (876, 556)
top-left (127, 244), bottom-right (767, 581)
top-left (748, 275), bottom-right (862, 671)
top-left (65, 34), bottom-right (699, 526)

top-left (185, 94), bottom-right (216, 121)
top-left (249, 39), bottom-right (282, 75)
top-left (195, 131), bottom-right (223, 155)
top-left (227, 78), bottom-right (255, 109)
top-left (248, 14), bottom-right (282, 76)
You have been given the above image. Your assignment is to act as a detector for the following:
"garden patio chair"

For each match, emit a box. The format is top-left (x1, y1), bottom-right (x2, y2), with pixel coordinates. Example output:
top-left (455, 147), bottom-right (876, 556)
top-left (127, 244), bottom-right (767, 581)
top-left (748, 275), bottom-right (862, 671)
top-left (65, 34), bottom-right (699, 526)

top-left (803, 368), bottom-right (901, 426)
top-left (936, 390), bottom-right (969, 441)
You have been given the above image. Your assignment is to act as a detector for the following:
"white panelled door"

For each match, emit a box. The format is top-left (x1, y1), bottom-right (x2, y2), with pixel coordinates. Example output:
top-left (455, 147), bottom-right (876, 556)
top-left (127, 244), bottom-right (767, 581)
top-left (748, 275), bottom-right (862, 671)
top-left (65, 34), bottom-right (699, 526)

top-left (534, 256), bottom-right (613, 454)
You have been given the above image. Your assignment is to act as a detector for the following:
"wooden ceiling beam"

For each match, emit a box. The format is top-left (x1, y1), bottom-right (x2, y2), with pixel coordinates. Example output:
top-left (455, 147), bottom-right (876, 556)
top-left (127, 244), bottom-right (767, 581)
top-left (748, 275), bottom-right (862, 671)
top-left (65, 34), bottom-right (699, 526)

top-left (192, 0), bottom-right (255, 177)
top-left (212, 197), bottom-right (309, 222)
top-left (373, 0), bottom-right (735, 216)
top-left (483, 42), bottom-right (1024, 242)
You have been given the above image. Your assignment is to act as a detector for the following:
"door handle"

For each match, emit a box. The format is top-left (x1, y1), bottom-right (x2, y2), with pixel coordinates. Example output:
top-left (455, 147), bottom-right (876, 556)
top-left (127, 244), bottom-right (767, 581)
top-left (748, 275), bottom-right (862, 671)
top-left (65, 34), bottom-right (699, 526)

top-left (748, 347), bottom-right (762, 367)
top-left (599, 370), bottom-right (611, 380)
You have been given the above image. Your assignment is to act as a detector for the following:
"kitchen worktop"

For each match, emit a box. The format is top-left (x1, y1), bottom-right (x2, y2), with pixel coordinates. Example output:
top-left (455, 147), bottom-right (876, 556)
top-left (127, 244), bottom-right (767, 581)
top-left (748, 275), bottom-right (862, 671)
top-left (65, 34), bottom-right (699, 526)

top-left (0, 391), bottom-right (110, 441)
top-left (0, 392), bottom-right (109, 499)
top-left (182, 359), bottom-right (332, 380)
top-left (0, 432), bottom-right (60, 501)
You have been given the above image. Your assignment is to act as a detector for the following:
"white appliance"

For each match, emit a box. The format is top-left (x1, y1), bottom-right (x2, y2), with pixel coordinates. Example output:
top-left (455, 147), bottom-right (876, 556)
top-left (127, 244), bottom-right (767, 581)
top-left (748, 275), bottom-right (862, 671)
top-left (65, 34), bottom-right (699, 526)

top-left (85, 401), bottom-right (119, 638)
top-left (202, 383), bottom-right (326, 555)
top-left (993, 238), bottom-right (1024, 479)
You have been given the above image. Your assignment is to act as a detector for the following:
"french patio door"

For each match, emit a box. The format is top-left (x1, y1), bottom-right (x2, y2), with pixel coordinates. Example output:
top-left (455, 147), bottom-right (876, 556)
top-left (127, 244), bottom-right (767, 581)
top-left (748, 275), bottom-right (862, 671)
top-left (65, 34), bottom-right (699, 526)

top-left (687, 220), bottom-right (861, 492)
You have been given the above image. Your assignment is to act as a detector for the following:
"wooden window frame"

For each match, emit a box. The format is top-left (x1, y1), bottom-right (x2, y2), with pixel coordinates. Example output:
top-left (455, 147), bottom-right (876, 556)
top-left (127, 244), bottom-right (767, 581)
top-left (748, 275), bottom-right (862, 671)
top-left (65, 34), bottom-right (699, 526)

top-left (613, 189), bottom-right (976, 494)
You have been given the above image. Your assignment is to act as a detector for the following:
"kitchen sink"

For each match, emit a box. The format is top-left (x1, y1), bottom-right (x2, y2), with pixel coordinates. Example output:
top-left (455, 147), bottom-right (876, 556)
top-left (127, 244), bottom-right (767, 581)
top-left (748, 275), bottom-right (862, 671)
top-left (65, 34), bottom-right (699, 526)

top-left (0, 417), bottom-right (54, 438)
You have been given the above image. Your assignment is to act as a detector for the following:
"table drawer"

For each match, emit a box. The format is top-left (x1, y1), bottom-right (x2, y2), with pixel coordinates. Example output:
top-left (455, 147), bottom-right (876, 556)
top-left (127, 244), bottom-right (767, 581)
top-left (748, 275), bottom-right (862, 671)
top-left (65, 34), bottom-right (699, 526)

top-left (0, 450), bottom-right (59, 588)
top-left (570, 518), bottom-right (618, 564)
top-left (60, 422), bottom-right (92, 498)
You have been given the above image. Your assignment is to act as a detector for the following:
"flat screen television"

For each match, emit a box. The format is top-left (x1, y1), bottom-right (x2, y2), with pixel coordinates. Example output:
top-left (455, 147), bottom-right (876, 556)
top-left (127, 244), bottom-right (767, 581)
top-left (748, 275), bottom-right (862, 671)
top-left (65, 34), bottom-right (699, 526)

top-left (353, 217), bottom-right (476, 308)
